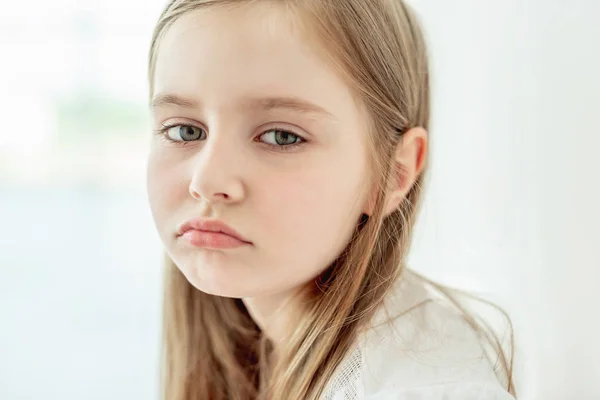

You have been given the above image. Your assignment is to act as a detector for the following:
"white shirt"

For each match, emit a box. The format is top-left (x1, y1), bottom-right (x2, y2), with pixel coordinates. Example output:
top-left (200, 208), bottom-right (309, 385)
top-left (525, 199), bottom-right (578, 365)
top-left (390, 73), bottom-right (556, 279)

top-left (321, 270), bottom-right (515, 400)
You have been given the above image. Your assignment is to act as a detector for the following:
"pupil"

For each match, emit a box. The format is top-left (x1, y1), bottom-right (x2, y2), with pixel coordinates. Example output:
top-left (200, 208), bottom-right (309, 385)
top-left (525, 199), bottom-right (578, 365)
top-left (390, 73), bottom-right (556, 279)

top-left (277, 131), bottom-right (291, 144)
top-left (181, 126), bottom-right (198, 140)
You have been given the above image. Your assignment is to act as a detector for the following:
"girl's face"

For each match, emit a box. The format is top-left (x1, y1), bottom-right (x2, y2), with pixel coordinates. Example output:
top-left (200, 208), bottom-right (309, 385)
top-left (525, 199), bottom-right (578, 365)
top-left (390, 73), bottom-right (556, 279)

top-left (147, 3), bottom-right (373, 298)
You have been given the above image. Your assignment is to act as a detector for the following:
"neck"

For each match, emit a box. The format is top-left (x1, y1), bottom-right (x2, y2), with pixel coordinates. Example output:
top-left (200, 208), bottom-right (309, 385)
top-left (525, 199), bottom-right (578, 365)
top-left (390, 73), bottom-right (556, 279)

top-left (242, 287), bottom-right (304, 359)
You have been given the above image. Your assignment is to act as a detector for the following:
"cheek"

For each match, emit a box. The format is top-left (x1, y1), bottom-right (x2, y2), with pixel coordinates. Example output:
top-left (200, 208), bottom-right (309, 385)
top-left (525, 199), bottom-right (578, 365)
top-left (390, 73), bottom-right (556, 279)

top-left (255, 155), bottom-right (368, 276)
top-left (146, 150), bottom-right (187, 236)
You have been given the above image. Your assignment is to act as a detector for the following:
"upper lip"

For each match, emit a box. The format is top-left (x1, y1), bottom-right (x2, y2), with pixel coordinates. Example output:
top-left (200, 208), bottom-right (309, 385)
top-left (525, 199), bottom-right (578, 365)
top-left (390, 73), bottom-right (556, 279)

top-left (177, 218), bottom-right (251, 243)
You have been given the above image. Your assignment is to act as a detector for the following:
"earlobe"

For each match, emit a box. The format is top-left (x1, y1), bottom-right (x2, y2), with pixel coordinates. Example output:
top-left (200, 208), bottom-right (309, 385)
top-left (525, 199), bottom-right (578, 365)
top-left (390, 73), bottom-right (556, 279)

top-left (383, 193), bottom-right (403, 216)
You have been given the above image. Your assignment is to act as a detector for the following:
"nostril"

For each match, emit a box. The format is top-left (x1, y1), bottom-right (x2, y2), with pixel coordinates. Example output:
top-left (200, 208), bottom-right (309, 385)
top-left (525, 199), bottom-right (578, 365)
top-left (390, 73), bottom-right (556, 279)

top-left (189, 187), bottom-right (201, 200)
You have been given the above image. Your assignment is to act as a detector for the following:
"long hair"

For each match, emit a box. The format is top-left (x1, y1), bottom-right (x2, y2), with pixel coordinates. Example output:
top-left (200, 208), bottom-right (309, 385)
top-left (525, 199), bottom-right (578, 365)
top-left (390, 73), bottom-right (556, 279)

top-left (147, 1), bottom-right (516, 399)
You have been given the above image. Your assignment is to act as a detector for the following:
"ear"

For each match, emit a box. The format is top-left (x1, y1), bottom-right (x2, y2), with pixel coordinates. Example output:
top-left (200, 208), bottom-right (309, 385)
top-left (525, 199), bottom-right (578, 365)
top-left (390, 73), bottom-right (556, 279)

top-left (362, 127), bottom-right (428, 218)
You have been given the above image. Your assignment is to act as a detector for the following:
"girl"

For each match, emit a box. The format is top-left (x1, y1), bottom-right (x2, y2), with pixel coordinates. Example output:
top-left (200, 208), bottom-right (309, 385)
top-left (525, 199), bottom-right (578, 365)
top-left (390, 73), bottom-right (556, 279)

top-left (146, 0), bottom-right (516, 399)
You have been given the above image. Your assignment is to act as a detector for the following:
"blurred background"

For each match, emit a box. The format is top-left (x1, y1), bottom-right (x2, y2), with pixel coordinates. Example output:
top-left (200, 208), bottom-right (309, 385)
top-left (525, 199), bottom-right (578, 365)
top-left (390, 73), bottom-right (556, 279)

top-left (0, 0), bottom-right (598, 399)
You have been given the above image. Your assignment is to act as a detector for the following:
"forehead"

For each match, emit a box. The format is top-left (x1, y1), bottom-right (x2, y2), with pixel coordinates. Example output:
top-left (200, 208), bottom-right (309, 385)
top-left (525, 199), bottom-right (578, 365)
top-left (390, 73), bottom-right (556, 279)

top-left (152, 3), bottom-right (363, 118)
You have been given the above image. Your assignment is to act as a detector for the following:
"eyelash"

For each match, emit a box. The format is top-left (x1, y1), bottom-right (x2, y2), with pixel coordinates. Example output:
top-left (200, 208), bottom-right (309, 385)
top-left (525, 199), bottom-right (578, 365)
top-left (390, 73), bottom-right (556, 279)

top-left (154, 124), bottom-right (306, 152)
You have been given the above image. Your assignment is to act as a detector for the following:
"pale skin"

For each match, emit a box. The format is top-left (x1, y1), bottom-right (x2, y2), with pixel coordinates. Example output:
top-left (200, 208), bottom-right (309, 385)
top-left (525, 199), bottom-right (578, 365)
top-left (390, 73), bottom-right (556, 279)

top-left (147, 3), bottom-right (427, 352)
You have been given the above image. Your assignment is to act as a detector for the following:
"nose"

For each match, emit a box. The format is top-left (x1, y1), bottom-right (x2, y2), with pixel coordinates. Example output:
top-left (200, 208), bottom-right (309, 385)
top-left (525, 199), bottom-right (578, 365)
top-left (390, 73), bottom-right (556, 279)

top-left (188, 134), bottom-right (246, 204)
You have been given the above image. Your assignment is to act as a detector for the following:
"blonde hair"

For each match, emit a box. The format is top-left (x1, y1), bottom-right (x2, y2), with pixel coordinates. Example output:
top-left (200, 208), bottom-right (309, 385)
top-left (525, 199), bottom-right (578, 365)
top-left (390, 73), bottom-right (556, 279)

top-left (148, 1), bottom-right (516, 399)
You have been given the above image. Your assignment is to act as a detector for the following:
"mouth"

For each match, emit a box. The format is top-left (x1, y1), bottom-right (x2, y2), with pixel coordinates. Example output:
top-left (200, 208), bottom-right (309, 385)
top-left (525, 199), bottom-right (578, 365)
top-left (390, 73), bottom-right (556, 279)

top-left (177, 218), bottom-right (251, 249)
top-left (179, 230), bottom-right (249, 249)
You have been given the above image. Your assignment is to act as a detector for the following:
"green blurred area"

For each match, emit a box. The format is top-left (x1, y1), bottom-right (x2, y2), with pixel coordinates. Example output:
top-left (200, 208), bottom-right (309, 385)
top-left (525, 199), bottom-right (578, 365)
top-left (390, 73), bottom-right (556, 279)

top-left (55, 91), bottom-right (149, 144)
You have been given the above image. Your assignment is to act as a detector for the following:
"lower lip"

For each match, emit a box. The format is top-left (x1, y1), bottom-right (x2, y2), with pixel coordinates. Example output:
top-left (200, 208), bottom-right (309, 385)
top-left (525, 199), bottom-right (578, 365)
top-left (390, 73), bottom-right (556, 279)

top-left (180, 230), bottom-right (249, 249)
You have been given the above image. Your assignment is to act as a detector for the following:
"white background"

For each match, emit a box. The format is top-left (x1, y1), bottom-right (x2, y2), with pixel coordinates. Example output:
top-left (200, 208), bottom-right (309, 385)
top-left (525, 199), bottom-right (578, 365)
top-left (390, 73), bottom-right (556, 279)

top-left (1, 1), bottom-right (598, 399)
top-left (409, 1), bottom-right (600, 398)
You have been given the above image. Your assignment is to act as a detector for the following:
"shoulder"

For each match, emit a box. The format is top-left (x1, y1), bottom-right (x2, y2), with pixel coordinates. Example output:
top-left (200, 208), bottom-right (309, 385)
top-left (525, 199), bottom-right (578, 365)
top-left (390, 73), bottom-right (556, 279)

top-left (323, 270), bottom-right (514, 400)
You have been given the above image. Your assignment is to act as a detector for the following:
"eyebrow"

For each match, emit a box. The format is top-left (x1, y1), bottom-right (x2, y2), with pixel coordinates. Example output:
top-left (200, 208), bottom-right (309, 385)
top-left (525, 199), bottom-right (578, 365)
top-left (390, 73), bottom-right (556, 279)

top-left (151, 93), bottom-right (199, 109)
top-left (151, 93), bottom-right (336, 120)
top-left (244, 96), bottom-right (335, 119)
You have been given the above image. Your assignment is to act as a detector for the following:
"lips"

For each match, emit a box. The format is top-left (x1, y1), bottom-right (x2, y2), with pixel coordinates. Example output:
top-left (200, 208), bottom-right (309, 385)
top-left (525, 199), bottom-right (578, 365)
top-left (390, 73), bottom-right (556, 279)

top-left (177, 218), bottom-right (251, 248)
top-left (181, 230), bottom-right (247, 249)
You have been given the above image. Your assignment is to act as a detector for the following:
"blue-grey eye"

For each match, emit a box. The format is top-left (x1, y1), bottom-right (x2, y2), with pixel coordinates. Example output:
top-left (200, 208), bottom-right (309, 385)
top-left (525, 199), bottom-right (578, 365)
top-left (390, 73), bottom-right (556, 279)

top-left (261, 129), bottom-right (301, 146)
top-left (166, 125), bottom-right (205, 141)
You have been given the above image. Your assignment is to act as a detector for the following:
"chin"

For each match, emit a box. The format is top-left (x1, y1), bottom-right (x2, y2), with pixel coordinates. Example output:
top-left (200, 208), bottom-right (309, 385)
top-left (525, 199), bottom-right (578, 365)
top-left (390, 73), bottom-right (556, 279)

top-left (173, 253), bottom-right (261, 299)
top-left (187, 276), bottom-right (250, 298)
